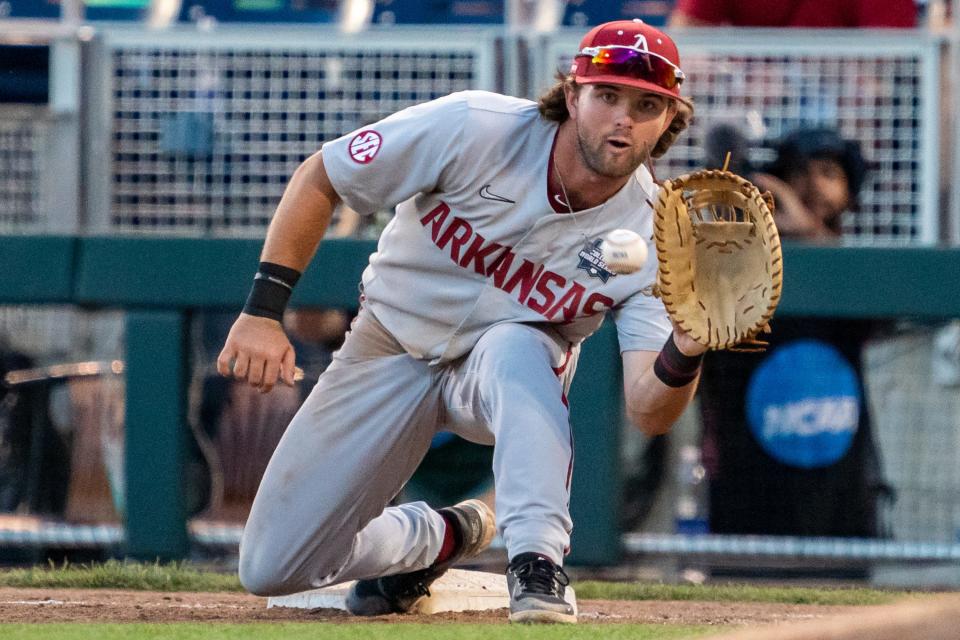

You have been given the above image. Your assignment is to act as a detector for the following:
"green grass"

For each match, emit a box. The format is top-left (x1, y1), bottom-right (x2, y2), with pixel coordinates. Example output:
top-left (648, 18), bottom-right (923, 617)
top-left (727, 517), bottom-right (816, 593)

top-left (575, 581), bottom-right (904, 606)
top-left (0, 561), bottom-right (243, 592)
top-left (0, 560), bottom-right (909, 607)
top-left (0, 563), bottom-right (916, 639)
top-left (0, 623), bottom-right (717, 639)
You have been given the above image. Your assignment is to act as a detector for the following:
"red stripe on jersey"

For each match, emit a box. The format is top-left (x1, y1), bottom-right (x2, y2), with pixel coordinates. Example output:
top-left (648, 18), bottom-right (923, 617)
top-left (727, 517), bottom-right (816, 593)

top-left (552, 345), bottom-right (574, 376)
top-left (553, 349), bottom-right (575, 493)
top-left (564, 409), bottom-right (574, 490)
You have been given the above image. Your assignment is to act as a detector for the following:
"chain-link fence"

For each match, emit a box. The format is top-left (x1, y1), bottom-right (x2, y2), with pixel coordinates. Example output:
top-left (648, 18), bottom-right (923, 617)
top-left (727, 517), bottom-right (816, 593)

top-left (0, 107), bottom-right (47, 233)
top-left (85, 26), bottom-right (498, 235)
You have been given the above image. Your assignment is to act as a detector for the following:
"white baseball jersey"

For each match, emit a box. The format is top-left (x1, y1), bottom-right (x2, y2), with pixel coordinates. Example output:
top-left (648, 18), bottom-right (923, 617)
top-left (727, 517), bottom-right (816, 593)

top-left (321, 90), bottom-right (671, 362)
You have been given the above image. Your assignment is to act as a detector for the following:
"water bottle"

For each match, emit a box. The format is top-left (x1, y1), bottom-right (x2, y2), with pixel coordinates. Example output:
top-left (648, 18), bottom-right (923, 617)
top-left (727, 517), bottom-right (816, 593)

top-left (675, 444), bottom-right (709, 535)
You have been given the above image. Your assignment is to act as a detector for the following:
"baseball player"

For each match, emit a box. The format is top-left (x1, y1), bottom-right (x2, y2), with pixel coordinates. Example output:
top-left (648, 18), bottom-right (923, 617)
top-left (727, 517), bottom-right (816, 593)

top-left (219, 20), bottom-right (702, 624)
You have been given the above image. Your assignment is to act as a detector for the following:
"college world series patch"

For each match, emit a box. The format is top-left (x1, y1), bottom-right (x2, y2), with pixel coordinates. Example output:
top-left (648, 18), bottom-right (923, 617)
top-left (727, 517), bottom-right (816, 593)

top-left (577, 239), bottom-right (616, 283)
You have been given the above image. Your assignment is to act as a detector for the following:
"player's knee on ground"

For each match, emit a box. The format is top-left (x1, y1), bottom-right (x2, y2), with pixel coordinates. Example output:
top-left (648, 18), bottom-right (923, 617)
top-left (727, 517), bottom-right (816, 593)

top-left (237, 536), bottom-right (341, 596)
top-left (238, 551), bottom-right (290, 596)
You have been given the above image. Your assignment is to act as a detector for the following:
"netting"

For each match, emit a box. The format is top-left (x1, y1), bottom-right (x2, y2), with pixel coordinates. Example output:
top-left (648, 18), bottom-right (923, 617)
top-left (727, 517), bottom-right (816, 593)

top-left (0, 108), bottom-right (45, 233)
top-left (106, 36), bottom-right (485, 234)
top-left (670, 53), bottom-right (927, 243)
top-left (865, 329), bottom-right (960, 543)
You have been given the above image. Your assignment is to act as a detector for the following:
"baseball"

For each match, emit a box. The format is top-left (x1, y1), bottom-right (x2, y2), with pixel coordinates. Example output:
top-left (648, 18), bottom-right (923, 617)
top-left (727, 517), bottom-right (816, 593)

top-left (600, 228), bottom-right (648, 274)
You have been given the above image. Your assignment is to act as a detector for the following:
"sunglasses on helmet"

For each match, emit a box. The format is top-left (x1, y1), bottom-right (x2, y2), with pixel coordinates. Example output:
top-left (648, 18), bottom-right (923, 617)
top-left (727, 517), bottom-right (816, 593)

top-left (577, 46), bottom-right (686, 90)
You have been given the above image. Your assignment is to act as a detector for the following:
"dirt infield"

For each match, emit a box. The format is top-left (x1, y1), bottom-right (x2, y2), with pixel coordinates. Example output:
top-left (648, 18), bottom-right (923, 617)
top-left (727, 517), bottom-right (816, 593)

top-left (0, 587), bottom-right (860, 625)
top-left (702, 594), bottom-right (960, 640)
top-left (4, 586), bottom-right (957, 636)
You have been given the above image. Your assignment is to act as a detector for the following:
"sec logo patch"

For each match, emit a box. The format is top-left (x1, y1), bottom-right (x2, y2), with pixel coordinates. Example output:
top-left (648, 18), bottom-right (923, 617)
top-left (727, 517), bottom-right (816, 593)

top-left (349, 130), bottom-right (382, 164)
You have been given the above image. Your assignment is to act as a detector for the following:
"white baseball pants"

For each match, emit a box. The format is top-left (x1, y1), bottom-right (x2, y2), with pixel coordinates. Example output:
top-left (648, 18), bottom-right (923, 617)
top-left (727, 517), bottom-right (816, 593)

top-left (238, 307), bottom-right (577, 596)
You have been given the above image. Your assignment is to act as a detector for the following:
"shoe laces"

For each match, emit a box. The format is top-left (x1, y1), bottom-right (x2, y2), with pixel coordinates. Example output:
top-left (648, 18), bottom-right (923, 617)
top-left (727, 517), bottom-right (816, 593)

top-left (405, 581), bottom-right (431, 598)
top-left (512, 557), bottom-right (570, 596)
top-left (381, 570), bottom-right (432, 600)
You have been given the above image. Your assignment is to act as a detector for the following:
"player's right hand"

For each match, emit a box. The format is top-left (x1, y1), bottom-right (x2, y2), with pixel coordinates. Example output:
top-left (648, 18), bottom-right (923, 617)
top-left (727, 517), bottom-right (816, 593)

top-left (217, 313), bottom-right (297, 393)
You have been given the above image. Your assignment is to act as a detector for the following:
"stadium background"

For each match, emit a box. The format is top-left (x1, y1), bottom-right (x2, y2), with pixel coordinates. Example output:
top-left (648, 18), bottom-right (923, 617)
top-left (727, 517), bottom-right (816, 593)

top-left (0, 0), bottom-right (959, 590)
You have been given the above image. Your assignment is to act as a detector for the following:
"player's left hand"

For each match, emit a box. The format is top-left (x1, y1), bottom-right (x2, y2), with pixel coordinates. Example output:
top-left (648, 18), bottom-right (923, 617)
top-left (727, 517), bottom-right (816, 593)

top-left (653, 169), bottom-right (783, 351)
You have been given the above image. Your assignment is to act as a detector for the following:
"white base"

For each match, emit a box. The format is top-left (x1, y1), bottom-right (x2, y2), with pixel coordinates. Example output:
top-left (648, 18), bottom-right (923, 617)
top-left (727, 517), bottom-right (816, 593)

top-left (266, 568), bottom-right (577, 615)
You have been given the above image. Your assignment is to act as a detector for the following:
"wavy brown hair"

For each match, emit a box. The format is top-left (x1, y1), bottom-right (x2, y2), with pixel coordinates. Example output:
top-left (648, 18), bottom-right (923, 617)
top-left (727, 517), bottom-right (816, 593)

top-left (536, 71), bottom-right (694, 159)
top-left (537, 71), bottom-right (578, 123)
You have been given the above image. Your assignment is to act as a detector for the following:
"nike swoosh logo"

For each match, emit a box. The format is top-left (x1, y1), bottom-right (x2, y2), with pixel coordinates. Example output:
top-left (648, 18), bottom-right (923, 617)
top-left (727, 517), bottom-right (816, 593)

top-left (479, 184), bottom-right (515, 204)
top-left (554, 194), bottom-right (570, 209)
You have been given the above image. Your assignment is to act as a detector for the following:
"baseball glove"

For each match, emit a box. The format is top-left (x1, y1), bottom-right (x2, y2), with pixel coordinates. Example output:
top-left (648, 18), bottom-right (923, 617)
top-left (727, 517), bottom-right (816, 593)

top-left (653, 169), bottom-right (783, 351)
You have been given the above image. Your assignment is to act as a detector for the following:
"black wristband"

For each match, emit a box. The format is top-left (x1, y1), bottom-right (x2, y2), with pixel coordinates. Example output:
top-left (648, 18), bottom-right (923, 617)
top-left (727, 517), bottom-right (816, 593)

top-left (242, 261), bottom-right (302, 322)
top-left (653, 332), bottom-right (704, 388)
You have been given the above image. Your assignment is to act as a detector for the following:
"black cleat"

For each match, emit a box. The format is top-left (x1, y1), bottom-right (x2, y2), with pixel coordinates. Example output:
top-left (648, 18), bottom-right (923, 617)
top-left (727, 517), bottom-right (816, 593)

top-left (344, 499), bottom-right (495, 616)
top-left (506, 552), bottom-right (577, 624)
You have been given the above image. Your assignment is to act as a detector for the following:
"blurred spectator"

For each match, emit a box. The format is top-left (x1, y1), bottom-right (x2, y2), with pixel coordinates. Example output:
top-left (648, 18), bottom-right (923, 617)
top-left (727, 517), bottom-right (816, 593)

top-left (753, 128), bottom-right (868, 240)
top-left (195, 306), bottom-right (352, 523)
top-left (918, 0), bottom-right (954, 28)
top-left (192, 203), bottom-right (357, 523)
top-left (0, 346), bottom-right (68, 516)
top-left (669, 0), bottom-right (917, 28)
top-left (697, 126), bottom-right (892, 540)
